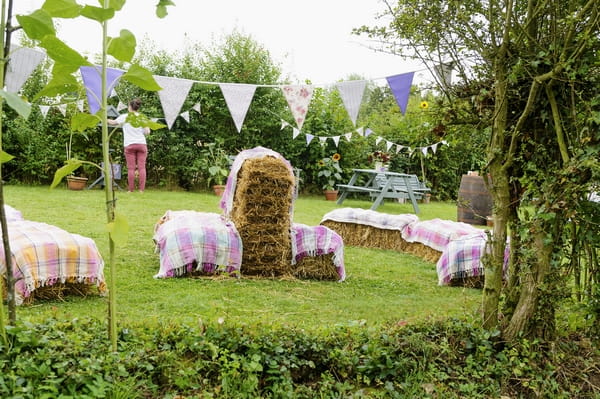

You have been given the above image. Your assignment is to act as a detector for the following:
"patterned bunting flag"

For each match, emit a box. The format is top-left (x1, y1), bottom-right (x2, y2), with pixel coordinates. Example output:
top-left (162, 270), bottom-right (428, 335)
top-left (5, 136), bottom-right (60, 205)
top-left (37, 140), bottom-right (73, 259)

top-left (80, 66), bottom-right (124, 114)
top-left (154, 75), bottom-right (194, 130)
top-left (5, 46), bottom-right (46, 93)
top-left (386, 72), bottom-right (415, 115)
top-left (282, 85), bottom-right (313, 131)
top-left (219, 83), bottom-right (257, 133)
top-left (336, 80), bottom-right (367, 126)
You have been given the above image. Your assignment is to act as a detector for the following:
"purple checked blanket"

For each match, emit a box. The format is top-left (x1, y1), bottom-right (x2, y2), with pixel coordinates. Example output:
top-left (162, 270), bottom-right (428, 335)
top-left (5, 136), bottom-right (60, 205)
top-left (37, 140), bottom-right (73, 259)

top-left (436, 234), bottom-right (510, 285)
top-left (401, 218), bottom-right (485, 252)
top-left (0, 221), bottom-right (105, 305)
top-left (153, 210), bottom-right (242, 278)
top-left (320, 208), bottom-right (418, 231)
top-left (291, 223), bottom-right (346, 281)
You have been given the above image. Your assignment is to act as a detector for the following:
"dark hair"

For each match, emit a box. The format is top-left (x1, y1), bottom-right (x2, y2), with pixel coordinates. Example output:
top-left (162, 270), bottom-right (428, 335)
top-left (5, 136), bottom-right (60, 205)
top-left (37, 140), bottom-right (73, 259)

top-left (129, 98), bottom-right (142, 111)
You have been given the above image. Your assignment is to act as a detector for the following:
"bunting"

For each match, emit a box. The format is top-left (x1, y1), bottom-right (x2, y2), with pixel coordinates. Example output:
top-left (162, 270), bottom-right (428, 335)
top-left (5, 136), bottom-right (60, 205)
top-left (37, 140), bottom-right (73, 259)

top-left (5, 47), bottom-right (46, 93)
top-left (39, 105), bottom-right (50, 118)
top-left (336, 80), bottom-right (366, 126)
top-left (386, 72), bottom-right (414, 115)
top-left (282, 85), bottom-right (314, 131)
top-left (154, 75), bottom-right (194, 130)
top-left (80, 66), bottom-right (124, 114)
top-left (219, 83), bottom-right (257, 133)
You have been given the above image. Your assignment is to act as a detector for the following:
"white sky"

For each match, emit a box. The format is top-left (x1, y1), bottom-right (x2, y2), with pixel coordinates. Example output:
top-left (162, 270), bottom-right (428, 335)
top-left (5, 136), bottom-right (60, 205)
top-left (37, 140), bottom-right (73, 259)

top-left (13, 0), bottom-right (430, 85)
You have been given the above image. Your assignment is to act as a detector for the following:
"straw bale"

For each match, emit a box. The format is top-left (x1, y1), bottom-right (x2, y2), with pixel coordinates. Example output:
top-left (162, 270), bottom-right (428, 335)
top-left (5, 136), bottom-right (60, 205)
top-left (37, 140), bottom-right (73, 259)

top-left (403, 242), bottom-right (443, 263)
top-left (292, 254), bottom-right (339, 280)
top-left (230, 156), bottom-right (295, 277)
top-left (321, 221), bottom-right (409, 252)
top-left (3, 277), bottom-right (97, 305)
top-left (448, 276), bottom-right (484, 288)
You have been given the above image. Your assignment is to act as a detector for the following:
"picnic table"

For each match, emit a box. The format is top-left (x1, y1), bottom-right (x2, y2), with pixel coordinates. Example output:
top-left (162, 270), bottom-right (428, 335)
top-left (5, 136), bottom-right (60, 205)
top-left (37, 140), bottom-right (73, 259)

top-left (336, 169), bottom-right (430, 213)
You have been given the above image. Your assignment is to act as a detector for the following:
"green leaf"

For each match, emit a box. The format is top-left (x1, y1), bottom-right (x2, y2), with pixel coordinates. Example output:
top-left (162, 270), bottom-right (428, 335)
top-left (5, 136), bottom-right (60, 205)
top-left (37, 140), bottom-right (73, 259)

top-left (107, 211), bottom-right (129, 246)
top-left (33, 70), bottom-right (79, 100)
top-left (42, 0), bottom-right (82, 18)
top-left (40, 35), bottom-right (92, 69)
top-left (0, 90), bottom-right (31, 119)
top-left (121, 64), bottom-right (162, 91)
top-left (126, 112), bottom-right (166, 130)
top-left (50, 159), bottom-right (84, 188)
top-left (106, 0), bottom-right (126, 11)
top-left (107, 30), bottom-right (136, 62)
top-left (155, 0), bottom-right (176, 18)
top-left (80, 5), bottom-right (115, 22)
top-left (0, 151), bottom-right (15, 164)
top-left (16, 10), bottom-right (55, 40)
top-left (71, 113), bottom-right (100, 132)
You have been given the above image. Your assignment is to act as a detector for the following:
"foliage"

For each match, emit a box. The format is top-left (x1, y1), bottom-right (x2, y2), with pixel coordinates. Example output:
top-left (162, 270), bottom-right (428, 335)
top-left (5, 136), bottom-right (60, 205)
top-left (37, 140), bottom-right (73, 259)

top-left (317, 153), bottom-right (343, 191)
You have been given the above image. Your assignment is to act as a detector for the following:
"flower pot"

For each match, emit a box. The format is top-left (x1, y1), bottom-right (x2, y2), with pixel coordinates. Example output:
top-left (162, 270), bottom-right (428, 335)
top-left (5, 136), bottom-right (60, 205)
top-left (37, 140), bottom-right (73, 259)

top-left (324, 190), bottom-right (338, 201)
top-left (213, 184), bottom-right (226, 196)
top-left (66, 176), bottom-right (88, 190)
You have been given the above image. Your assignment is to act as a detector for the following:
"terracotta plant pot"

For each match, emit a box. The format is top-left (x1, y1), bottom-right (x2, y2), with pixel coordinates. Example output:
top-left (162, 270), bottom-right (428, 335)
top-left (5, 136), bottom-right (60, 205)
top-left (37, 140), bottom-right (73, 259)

top-left (324, 190), bottom-right (338, 201)
top-left (66, 176), bottom-right (88, 190)
top-left (213, 184), bottom-right (226, 196)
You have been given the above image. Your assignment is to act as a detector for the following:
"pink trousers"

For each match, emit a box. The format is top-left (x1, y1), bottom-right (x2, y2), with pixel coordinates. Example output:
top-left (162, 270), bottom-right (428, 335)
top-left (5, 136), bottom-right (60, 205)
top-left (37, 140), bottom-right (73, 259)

top-left (124, 144), bottom-right (147, 192)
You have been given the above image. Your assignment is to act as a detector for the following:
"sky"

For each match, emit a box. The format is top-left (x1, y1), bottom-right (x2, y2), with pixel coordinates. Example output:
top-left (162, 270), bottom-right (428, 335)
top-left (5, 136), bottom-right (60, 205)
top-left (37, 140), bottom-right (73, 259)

top-left (12, 0), bottom-right (430, 86)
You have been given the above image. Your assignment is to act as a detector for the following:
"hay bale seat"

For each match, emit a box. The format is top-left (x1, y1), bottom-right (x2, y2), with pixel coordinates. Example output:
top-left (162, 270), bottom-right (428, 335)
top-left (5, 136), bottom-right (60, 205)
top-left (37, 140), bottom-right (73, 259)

top-left (291, 223), bottom-right (345, 281)
top-left (153, 210), bottom-right (242, 278)
top-left (0, 220), bottom-right (106, 305)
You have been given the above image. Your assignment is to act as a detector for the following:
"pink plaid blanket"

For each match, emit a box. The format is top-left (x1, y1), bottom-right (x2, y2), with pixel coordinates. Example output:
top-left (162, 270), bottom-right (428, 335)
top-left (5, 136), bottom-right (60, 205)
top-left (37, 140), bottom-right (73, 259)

top-left (320, 208), bottom-right (418, 231)
top-left (0, 221), bottom-right (105, 305)
top-left (291, 223), bottom-right (345, 281)
top-left (436, 234), bottom-right (510, 285)
top-left (401, 218), bottom-right (485, 252)
top-left (153, 211), bottom-right (242, 278)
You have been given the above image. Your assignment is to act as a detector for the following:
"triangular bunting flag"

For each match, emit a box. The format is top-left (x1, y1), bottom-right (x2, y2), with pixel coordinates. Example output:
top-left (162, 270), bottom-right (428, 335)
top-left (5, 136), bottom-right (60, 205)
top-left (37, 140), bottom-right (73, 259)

top-left (154, 75), bottom-right (194, 129)
top-left (219, 83), bottom-right (257, 133)
top-left (117, 101), bottom-right (127, 112)
top-left (192, 103), bottom-right (201, 114)
top-left (356, 127), bottom-right (364, 136)
top-left (386, 140), bottom-right (394, 151)
top-left (57, 103), bottom-right (67, 116)
top-left (76, 99), bottom-right (84, 112)
top-left (282, 85), bottom-right (314, 131)
top-left (180, 111), bottom-right (190, 123)
top-left (333, 136), bottom-right (340, 147)
top-left (344, 132), bottom-right (353, 141)
top-left (433, 62), bottom-right (454, 88)
top-left (395, 145), bottom-right (403, 153)
top-left (281, 119), bottom-right (290, 130)
top-left (336, 80), bottom-right (367, 126)
top-left (292, 127), bottom-right (301, 139)
top-left (80, 66), bottom-right (124, 114)
top-left (364, 128), bottom-right (373, 137)
top-left (432, 143), bottom-right (439, 153)
top-left (386, 72), bottom-right (415, 115)
top-left (5, 46), bottom-right (46, 93)
top-left (319, 136), bottom-right (328, 145)
top-left (421, 147), bottom-right (428, 156)
top-left (39, 105), bottom-right (50, 118)
top-left (375, 137), bottom-right (383, 145)
top-left (306, 134), bottom-right (314, 145)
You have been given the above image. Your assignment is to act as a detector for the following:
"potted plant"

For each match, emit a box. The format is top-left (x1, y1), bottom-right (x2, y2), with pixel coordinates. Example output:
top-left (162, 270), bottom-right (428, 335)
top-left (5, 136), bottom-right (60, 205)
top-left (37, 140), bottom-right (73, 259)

top-left (368, 150), bottom-right (391, 171)
top-left (65, 129), bottom-right (89, 190)
top-left (317, 153), bottom-right (343, 200)
top-left (204, 143), bottom-right (231, 196)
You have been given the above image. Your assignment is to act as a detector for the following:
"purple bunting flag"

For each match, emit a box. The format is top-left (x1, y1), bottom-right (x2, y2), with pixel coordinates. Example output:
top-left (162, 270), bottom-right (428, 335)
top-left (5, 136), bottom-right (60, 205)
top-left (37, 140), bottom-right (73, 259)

top-left (386, 72), bottom-right (415, 115)
top-left (80, 66), bottom-right (124, 114)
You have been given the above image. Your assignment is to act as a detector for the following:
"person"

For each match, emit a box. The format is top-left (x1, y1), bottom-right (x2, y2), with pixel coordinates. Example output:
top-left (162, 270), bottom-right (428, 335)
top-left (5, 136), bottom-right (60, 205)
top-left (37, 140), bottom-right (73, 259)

top-left (108, 98), bottom-right (150, 192)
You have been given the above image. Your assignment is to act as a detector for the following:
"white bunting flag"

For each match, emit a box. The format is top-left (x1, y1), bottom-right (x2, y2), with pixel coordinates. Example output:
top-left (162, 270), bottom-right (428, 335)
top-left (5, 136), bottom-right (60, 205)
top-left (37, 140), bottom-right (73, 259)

top-left (180, 111), bottom-right (190, 123)
top-left (76, 100), bottom-right (84, 112)
top-left (336, 80), bottom-right (367, 126)
top-left (356, 127), bottom-right (364, 136)
top-left (395, 145), bottom-right (403, 153)
top-left (281, 119), bottom-right (290, 130)
top-left (219, 83), bottom-right (257, 133)
top-left (344, 132), bottom-right (353, 141)
top-left (154, 75), bottom-right (194, 130)
top-left (117, 101), bottom-right (127, 112)
top-left (282, 85), bottom-right (314, 131)
top-left (192, 103), bottom-right (201, 114)
top-left (319, 136), bottom-right (328, 145)
top-left (421, 147), bottom-right (428, 156)
top-left (386, 140), bottom-right (394, 152)
top-left (306, 134), bottom-right (314, 145)
top-left (333, 136), bottom-right (341, 147)
top-left (57, 104), bottom-right (67, 116)
top-left (432, 143), bottom-right (439, 153)
top-left (39, 105), bottom-right (50, 118)
top-left (292, 127), bottom-right (301, 139)
top-left (5, 47), bottom-right (46, 93)
top-left (375, 137), bottom-right (383, 145)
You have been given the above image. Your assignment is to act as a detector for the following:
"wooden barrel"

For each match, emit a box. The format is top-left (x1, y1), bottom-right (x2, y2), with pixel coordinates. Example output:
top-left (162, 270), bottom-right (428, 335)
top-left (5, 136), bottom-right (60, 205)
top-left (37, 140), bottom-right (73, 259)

top-left (457, 175), bottom-right (492, 225)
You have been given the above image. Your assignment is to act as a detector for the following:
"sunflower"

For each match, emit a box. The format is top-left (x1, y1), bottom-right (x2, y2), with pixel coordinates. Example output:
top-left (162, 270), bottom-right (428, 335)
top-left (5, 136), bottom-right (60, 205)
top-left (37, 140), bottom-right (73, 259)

top-left (420, 101), bottom-right (429, 109)
top-left (317, 160), bottom-right (325, 167)
top-left (332, 153), bottom-right (341, 162)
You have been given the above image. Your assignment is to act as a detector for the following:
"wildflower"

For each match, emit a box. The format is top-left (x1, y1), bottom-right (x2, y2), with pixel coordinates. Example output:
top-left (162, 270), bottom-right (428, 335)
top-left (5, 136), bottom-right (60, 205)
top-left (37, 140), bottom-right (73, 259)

top-left (332, 153), bottom-right (341, 161)
top-left (420, 101), bottom-right (429, 109)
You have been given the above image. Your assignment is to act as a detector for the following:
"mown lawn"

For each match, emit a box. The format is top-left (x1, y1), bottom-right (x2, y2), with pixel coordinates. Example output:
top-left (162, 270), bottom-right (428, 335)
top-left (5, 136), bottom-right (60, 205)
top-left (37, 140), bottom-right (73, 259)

top-left (6, 185), bottom-right (482, 331)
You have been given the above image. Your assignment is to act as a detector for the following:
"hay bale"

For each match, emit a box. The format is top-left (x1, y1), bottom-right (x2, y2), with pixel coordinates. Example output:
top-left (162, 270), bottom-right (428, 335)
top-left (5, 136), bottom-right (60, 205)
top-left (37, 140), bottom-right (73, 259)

top-left (3, 277), bottom-right (99, 305)
top-left (321, 221), bottom-right (409, 252)
top-left (403, 242), bottom-right (442, 263)
top-left (292, 253), bottom-right (339, 280)
top-left (230, 156), bottom-right (295, 277)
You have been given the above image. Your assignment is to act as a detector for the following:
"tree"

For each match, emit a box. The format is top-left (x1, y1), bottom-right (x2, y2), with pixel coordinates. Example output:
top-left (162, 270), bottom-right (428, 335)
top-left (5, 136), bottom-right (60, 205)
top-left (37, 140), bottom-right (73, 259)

top-left (356, 0), bottom-right (600, 340)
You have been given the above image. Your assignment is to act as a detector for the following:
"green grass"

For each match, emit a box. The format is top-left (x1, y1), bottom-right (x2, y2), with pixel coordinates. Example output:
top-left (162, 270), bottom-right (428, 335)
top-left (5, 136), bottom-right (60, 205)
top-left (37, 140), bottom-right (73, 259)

top-left (6, 185), bottom-right (481, 331)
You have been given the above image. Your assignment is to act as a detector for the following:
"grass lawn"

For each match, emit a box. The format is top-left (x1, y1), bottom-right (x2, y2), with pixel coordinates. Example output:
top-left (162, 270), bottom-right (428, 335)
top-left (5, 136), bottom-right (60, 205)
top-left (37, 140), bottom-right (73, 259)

top-left (6, 185), bottom-right (482, 331)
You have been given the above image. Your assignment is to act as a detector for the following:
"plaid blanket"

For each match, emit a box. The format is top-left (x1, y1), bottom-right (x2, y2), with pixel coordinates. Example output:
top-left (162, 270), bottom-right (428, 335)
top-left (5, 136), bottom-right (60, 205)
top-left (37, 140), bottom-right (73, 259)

top-left (5, 205), bottom-right (23, 222)
top-left (0, 221), bottom-right (105, 305)
top-left (320, 208), bottom-right (418, 231)
top-left (291, 223), bottom-right (345, 281)
top-left (401, 218), bottom-right (485, 252)
top-left (436, 234), bottom-right (510, 285)
top-left (153, 211), bottom-right (242, 278)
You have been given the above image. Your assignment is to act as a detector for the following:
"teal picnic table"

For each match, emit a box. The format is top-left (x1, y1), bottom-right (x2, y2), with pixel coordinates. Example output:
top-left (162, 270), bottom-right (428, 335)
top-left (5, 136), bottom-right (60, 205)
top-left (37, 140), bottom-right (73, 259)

top-left (336, 168), bottom-right (430, 213)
